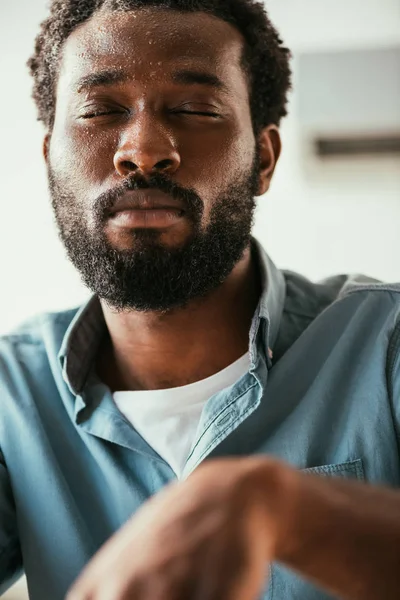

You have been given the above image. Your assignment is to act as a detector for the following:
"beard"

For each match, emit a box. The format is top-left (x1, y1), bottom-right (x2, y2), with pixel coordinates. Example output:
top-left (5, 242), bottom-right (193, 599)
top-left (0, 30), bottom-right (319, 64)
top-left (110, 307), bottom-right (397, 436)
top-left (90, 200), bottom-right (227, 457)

top-left (48, 153), bottom-right (260, 313)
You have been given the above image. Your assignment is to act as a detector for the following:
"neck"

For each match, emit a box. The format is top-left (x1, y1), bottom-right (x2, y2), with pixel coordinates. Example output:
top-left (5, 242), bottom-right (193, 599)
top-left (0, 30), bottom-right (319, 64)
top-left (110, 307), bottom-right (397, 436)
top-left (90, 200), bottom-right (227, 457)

top-left (96, 244), bottom-right (261, 391)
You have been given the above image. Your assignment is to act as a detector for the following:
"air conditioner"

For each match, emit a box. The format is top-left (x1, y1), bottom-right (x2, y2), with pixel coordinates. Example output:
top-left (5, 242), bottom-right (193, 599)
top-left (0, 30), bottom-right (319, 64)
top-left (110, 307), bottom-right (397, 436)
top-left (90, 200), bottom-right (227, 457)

top-left (297, 47), bottom-right (400, 157)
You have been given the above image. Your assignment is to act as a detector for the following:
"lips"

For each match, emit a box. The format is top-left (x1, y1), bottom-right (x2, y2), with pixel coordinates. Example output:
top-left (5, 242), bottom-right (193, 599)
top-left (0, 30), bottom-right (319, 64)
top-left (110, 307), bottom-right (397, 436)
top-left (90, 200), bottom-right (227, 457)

top-left (104, 189), bottom-right (186, 230)
top-left (108, 190), bottom-right (185, 216)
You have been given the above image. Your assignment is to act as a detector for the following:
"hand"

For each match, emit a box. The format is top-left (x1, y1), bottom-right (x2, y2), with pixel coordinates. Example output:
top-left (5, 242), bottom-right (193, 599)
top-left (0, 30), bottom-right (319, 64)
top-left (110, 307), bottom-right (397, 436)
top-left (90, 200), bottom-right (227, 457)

top-left (67, 457), bottom-right (290, 600)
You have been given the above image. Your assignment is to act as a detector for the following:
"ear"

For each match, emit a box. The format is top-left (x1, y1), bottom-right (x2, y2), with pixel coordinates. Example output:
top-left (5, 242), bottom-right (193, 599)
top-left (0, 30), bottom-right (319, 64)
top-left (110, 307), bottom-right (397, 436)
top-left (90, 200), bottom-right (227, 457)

top-left (43, 134), bottom-right (50, 164)
top-left (256, 125), bottom-right (282, 196)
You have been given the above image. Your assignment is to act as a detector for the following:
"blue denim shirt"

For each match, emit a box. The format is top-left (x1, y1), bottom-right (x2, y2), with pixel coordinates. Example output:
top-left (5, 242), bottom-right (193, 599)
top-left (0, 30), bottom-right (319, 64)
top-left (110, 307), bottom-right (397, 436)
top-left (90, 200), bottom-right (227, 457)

top-left (1, 238), bottom-right (400, 600)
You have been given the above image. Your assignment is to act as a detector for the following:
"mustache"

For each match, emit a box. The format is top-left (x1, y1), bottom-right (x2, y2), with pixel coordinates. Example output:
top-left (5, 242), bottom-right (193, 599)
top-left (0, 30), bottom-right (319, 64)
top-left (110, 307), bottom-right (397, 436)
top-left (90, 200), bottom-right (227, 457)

top-left (93, 173), bottom-right (204, 222)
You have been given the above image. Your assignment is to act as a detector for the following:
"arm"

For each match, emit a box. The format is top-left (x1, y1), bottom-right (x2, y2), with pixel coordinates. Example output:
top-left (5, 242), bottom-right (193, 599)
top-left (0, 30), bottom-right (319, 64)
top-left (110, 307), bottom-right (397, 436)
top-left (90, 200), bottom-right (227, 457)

top-left (0, 453), bottom-right (23, 595)
top-left (67, 456), bottom-right (400, 600)
top-left (258, 460), bottom-right (400, 600)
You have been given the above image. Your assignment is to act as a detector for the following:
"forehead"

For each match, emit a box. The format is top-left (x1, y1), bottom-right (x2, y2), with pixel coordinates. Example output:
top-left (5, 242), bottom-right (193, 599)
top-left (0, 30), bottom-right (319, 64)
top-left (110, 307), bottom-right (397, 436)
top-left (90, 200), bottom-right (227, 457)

top-left (58, 8), bottom-right (247, 93)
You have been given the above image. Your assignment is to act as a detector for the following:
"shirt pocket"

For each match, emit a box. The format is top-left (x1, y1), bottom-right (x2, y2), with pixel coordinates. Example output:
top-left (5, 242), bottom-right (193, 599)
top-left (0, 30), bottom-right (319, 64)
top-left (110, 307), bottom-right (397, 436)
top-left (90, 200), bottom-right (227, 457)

top-left (302, 458), bottom-right (364, 480)
top-left (263, 458), bottom-right (364, 600)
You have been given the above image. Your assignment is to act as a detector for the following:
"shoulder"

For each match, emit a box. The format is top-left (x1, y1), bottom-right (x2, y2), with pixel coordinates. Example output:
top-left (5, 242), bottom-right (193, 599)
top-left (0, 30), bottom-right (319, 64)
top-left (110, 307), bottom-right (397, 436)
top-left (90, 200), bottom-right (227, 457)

top-left (0, 306), bottom-right (81, 367)
top-left (284, 270), bottom-right (400, 318)
top-left (275, 270), bottom-right (400, 362)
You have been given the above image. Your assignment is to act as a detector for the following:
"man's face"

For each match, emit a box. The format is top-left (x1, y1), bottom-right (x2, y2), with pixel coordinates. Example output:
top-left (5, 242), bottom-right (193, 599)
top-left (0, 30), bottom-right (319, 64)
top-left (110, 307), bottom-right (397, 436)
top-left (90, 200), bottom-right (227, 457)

top-left (47, 8), bottom-right (263, 312)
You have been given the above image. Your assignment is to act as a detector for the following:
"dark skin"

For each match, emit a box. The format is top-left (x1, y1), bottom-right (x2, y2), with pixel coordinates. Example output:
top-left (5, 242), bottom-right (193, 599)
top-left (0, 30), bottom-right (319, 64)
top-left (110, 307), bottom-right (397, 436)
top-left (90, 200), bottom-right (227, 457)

top-left (45, 8), bottom-right (280, 392)
top-left (44, 8), bottom-right (400, 600)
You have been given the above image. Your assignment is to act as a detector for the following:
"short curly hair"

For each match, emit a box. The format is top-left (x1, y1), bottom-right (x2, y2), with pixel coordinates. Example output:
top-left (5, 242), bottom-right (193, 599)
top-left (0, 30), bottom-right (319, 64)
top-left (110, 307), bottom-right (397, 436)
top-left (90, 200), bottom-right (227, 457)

top-left (28, 0), bottom-right (292, 134)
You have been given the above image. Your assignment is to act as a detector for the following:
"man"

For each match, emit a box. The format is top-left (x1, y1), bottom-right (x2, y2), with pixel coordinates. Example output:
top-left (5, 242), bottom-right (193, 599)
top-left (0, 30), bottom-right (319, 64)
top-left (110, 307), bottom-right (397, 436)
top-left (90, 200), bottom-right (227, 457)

top-left (1, 0), bottom-right (399, 598)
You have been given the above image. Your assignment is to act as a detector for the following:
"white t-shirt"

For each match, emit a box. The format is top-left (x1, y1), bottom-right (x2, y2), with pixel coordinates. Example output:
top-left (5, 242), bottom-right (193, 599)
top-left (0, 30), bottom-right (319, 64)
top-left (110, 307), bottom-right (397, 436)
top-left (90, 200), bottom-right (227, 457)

top-left (113, 352), bottom-right (250, 478)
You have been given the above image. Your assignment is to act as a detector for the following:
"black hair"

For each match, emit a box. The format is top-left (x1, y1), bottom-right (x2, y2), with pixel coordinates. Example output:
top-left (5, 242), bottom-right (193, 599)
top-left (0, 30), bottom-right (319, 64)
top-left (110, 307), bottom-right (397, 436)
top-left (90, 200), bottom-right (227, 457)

top-left (28, 0), bottom-right (292, 133)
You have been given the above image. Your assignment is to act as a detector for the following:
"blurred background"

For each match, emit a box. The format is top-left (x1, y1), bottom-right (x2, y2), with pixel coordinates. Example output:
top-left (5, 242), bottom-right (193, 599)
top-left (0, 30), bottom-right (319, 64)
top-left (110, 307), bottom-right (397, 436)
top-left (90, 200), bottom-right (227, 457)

top-left (1, 0), bottom-right (399, 597)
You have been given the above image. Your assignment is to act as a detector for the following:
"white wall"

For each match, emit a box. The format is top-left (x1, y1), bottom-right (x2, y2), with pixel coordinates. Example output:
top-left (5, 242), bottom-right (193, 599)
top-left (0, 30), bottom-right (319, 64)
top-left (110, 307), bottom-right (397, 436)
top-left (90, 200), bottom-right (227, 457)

top-left (0, 0), bottom-right (87, 337)
top-left (1, 0), bottom-right (400, 597)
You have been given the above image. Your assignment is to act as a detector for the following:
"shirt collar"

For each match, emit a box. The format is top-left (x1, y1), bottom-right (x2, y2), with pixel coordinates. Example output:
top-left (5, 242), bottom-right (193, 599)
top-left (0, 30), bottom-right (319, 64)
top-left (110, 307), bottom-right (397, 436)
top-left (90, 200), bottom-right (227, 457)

top-left (58, 237), bottom-right (286, 395)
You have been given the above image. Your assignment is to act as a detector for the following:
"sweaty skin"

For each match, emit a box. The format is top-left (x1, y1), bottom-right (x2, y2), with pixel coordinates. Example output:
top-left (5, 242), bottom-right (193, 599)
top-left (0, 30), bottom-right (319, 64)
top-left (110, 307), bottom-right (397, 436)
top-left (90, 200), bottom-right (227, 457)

top-left (46, 8), bottom-right (281, 392)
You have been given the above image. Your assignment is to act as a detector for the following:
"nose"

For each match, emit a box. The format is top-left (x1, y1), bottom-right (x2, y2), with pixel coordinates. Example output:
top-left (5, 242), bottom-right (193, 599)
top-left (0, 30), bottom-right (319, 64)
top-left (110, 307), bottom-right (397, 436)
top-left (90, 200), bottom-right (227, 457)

top-left (113, 116), bottom-right (181, 178)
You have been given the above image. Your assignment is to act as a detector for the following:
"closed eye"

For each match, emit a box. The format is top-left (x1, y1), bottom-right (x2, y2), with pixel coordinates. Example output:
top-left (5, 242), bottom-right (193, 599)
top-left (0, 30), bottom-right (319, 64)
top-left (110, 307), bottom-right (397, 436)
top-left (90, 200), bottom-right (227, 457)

top-left (80, 110), bottom-right (124, 119)
top-left (175, 110), bottom-right (220, 118)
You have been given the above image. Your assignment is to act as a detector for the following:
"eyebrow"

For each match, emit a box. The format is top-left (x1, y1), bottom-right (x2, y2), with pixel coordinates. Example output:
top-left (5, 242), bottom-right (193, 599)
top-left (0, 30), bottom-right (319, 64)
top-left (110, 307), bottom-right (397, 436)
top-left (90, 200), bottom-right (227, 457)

top-left (75, 68), bottom-right (227, 93)
top-left (75, 70), bottom-right (130, 92)
top-left (171, 69), bottom-right (226, 91)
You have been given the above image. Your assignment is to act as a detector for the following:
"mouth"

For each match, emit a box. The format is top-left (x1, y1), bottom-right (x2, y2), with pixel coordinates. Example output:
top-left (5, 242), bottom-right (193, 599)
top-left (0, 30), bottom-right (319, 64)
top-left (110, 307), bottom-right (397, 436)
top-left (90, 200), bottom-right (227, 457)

top-left (107, 190), bottom-right (186, 229)
top-left (108, 207), bottom-right (185, 229)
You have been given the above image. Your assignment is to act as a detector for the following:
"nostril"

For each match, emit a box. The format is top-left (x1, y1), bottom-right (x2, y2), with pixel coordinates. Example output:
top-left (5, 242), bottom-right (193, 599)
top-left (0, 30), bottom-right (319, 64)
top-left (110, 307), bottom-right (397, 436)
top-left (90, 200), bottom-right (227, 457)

top-left (155, 159), bottom-right (174, 171)
top-left (119, 160), bottom-right (137, 172)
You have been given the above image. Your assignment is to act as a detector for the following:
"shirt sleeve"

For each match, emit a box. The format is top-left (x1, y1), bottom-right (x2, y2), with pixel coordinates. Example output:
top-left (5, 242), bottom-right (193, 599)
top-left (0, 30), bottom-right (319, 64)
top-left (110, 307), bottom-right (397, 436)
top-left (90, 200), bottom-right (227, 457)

top-left (0, 451), bottom-right (23, 594)
top-left (388, 318), bottom-right (400, 456)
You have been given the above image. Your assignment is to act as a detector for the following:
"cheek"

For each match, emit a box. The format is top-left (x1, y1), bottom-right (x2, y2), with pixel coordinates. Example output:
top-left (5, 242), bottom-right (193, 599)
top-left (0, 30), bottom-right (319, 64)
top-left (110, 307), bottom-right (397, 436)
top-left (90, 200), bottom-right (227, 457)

top-left (49, 123), bottom-right (117, 189)
top-left (181, 126), bottom-right (255, 204)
